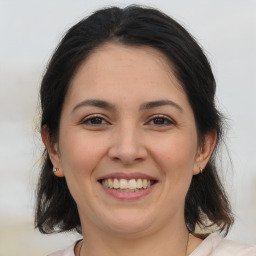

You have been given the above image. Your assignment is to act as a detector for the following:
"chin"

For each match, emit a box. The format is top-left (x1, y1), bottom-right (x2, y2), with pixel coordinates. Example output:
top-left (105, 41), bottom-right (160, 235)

top-left (100, 210), bottom-right (155, 235)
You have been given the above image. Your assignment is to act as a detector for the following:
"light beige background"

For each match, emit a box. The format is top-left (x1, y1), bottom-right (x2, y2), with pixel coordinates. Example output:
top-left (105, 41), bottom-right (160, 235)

top-left (0, 0), bottom-right (255, 255)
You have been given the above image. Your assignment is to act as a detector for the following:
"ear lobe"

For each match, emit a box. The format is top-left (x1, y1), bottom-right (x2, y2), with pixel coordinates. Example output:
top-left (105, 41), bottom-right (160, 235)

top-left (41, 125), bottom-right (65, 177)
top-left (193, 130), bottom-right (217, 175)
top-left (52, 167), bottom-right (65, 177)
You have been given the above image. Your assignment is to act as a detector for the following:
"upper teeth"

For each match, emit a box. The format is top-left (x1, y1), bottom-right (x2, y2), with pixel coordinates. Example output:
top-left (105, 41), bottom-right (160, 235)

top-left (102, 178), bottom-right (152, 190)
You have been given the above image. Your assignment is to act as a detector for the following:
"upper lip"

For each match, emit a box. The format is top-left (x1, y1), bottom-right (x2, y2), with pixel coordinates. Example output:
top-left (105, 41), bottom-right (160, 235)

top-left (97, 172), bottom-right (158, 181)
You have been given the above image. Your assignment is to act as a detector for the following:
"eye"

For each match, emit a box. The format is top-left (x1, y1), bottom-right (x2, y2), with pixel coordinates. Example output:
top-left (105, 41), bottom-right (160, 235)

top-left (81, 115), bottom-right (108, 126)
top-left (147, 115), bottom-right (174, 126)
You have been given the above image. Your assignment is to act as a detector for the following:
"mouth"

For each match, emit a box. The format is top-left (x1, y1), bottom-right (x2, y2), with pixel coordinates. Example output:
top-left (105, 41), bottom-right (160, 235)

top-left (99, 178), bottom-right (157, 192)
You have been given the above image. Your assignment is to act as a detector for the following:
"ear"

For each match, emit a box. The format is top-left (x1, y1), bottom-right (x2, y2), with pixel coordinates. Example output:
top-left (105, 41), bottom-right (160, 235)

top-left (41, 125), bottom-right (65, 177)
top-left (193, 130), bottom-right (217, 175)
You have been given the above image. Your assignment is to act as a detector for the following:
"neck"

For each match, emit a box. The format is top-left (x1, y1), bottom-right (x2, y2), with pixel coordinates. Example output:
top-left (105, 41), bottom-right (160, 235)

top-left (79, 220), bottom-right (190, 256)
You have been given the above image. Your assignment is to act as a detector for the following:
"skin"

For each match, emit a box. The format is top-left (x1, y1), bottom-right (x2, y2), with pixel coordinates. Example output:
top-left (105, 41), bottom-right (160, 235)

top-left (42, 43), bottom-right (216, 256)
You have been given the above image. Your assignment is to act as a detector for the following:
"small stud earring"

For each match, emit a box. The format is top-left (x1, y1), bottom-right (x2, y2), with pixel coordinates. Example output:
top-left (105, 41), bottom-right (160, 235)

top-left (199, 167), bottom-right (203, 174)
top-left (53, 167), bottom-right (59, 172)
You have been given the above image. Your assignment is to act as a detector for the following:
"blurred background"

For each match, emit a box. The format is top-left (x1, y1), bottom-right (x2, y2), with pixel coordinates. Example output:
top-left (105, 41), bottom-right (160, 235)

top-left (0, 0), bottom-right (255, 255)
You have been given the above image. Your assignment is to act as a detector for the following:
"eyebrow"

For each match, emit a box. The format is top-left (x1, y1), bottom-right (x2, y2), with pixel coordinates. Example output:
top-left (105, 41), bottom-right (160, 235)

top-left (72, 99), bottom-right (183, 113)
top-left (72, 99), bottom-right (115, 112)
top-left (139, 100), bottom-right (183, 112)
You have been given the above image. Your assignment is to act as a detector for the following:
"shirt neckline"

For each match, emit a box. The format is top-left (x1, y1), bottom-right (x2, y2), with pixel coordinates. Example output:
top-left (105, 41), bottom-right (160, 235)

top-left (189, 233), bottom-right (221, 256)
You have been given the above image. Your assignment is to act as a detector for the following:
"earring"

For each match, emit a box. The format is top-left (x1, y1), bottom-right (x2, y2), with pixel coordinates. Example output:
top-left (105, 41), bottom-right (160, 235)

top-left (53, 167), bottom-right (59, 172)
top-left (199, 167), bottom-right (203, 174)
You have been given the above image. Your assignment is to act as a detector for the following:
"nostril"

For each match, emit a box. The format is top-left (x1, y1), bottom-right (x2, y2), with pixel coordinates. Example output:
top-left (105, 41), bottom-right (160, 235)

top-left (107, 135), bottom-right (148, 165)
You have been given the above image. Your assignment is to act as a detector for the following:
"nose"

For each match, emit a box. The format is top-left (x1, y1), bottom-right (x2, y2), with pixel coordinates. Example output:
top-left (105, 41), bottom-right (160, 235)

top-left (108, 124), bottom-right (147, 165)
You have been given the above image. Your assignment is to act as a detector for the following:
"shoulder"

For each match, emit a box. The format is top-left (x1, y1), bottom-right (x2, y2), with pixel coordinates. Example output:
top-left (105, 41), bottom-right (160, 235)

top-left (190, 233), bottom-right (256, 256)
top-left (47, 242), bottom-right (76, 256)
top-left (215, 235), bottom-right (256, 255)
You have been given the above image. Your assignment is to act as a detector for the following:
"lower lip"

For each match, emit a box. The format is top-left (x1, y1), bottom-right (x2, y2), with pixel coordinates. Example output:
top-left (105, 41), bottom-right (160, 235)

top-left (100, 183), bottom-right (156, 200)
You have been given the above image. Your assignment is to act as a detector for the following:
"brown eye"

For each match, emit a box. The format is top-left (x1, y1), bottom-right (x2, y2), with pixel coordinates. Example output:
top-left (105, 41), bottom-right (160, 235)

top-left (148, 115), bottom-right (174, 126)
top-left (82, 116), bottom-right (108, 126)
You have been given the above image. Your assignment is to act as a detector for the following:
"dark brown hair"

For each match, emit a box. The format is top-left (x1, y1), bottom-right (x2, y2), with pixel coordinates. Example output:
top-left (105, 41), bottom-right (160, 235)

top-left (35, 5), bottom-right (234, 236)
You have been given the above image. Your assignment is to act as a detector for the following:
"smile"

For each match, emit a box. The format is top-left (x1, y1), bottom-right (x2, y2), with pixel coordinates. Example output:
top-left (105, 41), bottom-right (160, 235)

top-left (97, 173), bottom-right (158, 199)
top-left (100, 178), bottom-right (155, 191)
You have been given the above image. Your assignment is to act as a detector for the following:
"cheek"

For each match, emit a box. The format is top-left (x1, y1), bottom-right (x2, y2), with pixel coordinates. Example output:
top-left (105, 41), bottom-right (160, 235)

top-left (151, 133), bottom-right (198, 177)
top-left (59, 131), bottom-right (107, 179)
top-left (58, 132), bottom-right (108, 206)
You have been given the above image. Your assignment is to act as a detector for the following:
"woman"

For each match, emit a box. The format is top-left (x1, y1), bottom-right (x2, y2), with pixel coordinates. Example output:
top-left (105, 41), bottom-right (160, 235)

top-left (35, 5), bottom-right (256, 256)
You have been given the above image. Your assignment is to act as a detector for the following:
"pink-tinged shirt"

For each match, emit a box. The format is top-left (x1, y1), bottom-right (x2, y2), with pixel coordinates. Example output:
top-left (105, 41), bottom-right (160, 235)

top-left (48, 233), bottom-right (256, 256)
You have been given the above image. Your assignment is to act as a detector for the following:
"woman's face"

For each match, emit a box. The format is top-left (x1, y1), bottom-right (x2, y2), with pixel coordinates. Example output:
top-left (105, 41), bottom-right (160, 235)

top-left (47, 43), bottom-right (213, 236)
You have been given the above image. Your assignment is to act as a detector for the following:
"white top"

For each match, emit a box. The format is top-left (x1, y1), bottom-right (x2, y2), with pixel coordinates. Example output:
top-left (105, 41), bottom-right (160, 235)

top-left (48, 233), bottom-right (256, 256)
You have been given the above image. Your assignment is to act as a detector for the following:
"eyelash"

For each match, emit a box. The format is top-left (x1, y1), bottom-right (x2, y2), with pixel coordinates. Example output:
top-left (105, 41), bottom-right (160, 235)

top-left (146, 115), bottom-right (175, 126)
top-left (81, 114), bottom-right (109, 126)
top-left (81, 114), bottom-right (174, 128)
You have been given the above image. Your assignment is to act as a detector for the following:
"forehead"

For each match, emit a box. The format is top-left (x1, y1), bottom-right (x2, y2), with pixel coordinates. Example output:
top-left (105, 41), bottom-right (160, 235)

top-left (87, 42), bottom-right (172, 70)
top-left (65, 42), bottom-right (187, 108)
